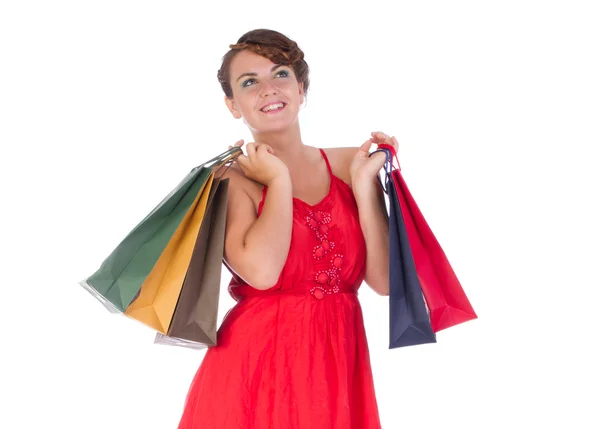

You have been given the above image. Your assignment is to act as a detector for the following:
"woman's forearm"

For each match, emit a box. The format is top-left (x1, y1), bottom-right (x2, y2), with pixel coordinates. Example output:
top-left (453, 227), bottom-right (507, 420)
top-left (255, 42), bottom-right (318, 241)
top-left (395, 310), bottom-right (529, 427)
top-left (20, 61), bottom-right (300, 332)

top-left (241, 177), bottom-right (294, 289)
top-left (353, 177), bottom-right (390, 296)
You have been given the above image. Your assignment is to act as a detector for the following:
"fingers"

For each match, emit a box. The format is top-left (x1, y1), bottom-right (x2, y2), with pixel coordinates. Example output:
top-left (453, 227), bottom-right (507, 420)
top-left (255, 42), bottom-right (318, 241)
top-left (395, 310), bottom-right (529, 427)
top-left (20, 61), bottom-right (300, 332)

top-left (371, 131), bottom-right (396, 142)
top-left (371, 131), bottom-right (392, 144)
top-left (371, 131), bottom-right (398, 150)
top-left (232, 141), bottom-right (273, 170)
top-left (236, 153), bottom-right (249, 170)
top-left (359, 139), bottom-right (372, 152)
top-left (227, 140), bottom-right (274, 158)
top-left (228, 139), bottom-right (244, 149)
top-left (245, 142), bottom-right (257, 160)
top-left (256, 144), bottom-right (275, 155)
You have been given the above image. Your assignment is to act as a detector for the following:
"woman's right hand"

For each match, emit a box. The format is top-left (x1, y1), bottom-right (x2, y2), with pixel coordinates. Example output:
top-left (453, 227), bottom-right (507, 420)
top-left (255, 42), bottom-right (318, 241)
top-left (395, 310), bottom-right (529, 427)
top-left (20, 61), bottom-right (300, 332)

top-left (229, 139), bottom-right (290, 187)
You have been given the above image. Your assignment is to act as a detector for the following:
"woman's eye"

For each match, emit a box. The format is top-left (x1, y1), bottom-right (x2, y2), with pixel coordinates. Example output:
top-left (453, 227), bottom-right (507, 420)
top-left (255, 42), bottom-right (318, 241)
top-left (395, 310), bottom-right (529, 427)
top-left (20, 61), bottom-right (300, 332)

top-left (242, 78), bottom-right (256, 88)
top-left (242, 70), bottom-right (288, 88)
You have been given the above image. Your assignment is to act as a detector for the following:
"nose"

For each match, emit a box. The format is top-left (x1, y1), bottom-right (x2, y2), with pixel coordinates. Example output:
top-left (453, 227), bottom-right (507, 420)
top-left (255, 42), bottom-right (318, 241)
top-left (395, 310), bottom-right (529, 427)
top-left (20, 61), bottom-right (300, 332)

top-left (259, 80), bottom-right (278, 97)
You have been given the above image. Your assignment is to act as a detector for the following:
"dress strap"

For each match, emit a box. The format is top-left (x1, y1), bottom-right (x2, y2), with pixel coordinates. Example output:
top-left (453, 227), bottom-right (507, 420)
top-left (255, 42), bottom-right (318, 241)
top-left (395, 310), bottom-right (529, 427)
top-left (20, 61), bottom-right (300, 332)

top-left (319, 148), bottom-right (333, 178)
top-left (257, 185), bottom-right (267, 216)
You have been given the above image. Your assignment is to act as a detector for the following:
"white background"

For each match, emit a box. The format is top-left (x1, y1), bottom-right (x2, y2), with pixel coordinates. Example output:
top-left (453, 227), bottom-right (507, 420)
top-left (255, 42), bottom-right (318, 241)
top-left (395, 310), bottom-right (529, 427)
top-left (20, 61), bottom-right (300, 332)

top-left (1, 1), bottom-right (599, 428)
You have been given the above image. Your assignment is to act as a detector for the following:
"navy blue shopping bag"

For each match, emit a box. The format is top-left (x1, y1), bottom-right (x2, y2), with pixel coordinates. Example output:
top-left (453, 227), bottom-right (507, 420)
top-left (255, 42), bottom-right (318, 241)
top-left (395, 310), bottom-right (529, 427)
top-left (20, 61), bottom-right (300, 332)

top-left (379, 149), bottom-right (437, 349)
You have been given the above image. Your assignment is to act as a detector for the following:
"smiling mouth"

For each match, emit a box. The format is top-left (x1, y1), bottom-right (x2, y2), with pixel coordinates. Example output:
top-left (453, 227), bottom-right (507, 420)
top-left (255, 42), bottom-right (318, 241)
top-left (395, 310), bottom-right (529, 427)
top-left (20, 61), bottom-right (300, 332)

top-left (260, 102), bottom-right (287, 114)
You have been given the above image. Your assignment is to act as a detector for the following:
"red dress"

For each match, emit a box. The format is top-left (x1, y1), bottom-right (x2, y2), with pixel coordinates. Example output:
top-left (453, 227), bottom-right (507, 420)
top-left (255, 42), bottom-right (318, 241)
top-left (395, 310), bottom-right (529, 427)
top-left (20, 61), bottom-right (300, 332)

top-left (178, 149), bottom-right (382, 429)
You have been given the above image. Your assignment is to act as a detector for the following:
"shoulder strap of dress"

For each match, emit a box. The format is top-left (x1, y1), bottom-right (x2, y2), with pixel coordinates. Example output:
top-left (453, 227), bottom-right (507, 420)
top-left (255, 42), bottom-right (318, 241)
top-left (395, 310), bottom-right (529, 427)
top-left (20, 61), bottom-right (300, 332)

top-left (319, 148), bottom-right (333, 177)
top-left (257, 185), bottom-right (267, 216)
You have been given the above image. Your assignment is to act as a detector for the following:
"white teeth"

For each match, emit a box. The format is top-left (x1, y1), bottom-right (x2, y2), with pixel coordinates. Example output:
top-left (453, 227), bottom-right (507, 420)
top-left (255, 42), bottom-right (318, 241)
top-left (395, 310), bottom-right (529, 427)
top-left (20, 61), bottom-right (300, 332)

top-left (262, 103), bottom-right (284, 112)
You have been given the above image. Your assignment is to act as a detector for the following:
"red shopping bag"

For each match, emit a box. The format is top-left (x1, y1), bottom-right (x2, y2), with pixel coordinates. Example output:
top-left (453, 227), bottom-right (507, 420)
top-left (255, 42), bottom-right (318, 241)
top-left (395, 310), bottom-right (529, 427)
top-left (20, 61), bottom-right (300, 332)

top-left (390, 168), bottom-right (477, 332)
top-left (376, 143), bottom-right (477, 332)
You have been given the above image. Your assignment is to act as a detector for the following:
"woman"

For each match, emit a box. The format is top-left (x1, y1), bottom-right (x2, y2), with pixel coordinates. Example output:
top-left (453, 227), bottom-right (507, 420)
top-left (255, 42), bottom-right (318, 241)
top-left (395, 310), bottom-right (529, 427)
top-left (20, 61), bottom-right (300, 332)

top-left (178, 28), bottom-right (398, 429)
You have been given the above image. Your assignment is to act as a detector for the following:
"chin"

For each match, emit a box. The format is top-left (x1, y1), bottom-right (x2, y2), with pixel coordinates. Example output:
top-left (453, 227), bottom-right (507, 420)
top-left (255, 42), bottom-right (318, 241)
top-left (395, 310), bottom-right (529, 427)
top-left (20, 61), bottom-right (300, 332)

top-left (249, 117), bottom-right (298, 134)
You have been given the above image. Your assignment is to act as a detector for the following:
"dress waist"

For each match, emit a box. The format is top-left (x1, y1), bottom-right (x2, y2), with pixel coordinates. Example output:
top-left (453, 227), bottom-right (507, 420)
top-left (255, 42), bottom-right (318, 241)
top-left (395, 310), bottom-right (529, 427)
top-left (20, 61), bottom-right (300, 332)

top-left (229, 280), bottom-right (359, 301)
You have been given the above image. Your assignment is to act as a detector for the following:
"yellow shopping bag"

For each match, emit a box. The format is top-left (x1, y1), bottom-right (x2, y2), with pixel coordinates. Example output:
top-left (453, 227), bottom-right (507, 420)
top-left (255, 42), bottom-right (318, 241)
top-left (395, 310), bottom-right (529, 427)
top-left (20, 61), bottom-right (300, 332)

top-left (124, 174), bottom-right (215, 333)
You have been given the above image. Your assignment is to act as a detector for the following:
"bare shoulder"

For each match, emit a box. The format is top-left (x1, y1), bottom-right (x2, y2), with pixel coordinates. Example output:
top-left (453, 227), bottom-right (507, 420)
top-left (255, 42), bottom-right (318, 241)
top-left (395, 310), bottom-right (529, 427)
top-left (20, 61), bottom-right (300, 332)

top-left (220, 162), bottom-right (246, 185)
top-left (219, 161), bottom-right (264, 211)
top-left (322, 146), bottom-right (359, 185)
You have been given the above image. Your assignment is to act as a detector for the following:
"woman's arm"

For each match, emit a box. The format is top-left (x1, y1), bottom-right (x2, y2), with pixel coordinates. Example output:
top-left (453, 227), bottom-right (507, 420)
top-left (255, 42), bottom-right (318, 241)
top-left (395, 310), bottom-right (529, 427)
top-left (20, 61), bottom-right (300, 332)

top-left (333, 138), bottom-right (393, 296)
top-left (222, 170), bottom-right (294, 290)
top-left (352, 176), bottom-right (390, 296)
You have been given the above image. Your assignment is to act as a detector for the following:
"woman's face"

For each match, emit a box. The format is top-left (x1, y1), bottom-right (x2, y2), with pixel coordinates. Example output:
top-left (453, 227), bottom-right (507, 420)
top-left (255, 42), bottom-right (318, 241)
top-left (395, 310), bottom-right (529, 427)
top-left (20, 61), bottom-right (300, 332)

top-left (225, 50), bottom-right (304, 133)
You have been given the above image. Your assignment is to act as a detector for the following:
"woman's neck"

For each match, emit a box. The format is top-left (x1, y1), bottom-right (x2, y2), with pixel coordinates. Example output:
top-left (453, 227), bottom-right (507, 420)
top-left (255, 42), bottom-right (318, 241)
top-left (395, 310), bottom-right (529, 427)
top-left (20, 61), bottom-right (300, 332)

top-left (250, 122), bottom-right (310, 162)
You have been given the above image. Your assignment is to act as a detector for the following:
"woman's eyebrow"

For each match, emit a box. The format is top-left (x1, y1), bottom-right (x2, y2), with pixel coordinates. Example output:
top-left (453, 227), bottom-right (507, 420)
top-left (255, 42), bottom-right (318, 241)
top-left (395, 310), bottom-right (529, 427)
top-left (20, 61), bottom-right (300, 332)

top-left (236, 64), bottom-right (285, 83)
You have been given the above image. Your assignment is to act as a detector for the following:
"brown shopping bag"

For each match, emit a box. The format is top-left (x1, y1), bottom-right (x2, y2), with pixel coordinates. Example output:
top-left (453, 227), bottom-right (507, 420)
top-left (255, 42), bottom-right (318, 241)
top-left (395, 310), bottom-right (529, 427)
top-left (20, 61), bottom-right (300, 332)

top-left (124, 175), bottom-right (215, 333)
top-left (154, 177), bottom-right (229, 349)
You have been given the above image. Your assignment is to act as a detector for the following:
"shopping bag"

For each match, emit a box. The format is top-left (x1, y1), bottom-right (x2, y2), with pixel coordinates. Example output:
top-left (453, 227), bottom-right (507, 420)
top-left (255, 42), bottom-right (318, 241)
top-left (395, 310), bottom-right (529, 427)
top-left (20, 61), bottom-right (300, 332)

top-left (391, 168), bottom-right (477, 332)
top-left (80, 167), bottom-right (211, 313)
top-left (387, 172), bottom-right (437, 348)
top-left (79, 147), bottom-right (241, 313)
top-left (154, 177), bottom-right (229, 349)
top-left (124, 174), bottom-right (215, 333)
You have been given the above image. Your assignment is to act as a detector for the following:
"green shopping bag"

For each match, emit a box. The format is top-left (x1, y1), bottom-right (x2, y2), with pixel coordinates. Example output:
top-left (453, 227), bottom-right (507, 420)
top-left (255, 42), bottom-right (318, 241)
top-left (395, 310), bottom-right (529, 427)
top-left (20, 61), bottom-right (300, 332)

top-left (79, 147), bottom-right (240, 313)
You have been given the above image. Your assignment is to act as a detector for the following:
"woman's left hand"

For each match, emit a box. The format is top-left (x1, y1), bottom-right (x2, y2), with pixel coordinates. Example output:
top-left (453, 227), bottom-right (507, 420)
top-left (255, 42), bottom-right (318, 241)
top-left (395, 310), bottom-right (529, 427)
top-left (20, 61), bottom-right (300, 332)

top-left (350, 131), bottom-right (398, 190)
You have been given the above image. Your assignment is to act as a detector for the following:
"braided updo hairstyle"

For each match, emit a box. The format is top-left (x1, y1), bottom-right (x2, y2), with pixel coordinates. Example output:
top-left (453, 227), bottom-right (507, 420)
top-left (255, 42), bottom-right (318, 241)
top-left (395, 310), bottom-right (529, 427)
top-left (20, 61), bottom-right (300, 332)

top-left (217, 29), bottom-right (310, 100)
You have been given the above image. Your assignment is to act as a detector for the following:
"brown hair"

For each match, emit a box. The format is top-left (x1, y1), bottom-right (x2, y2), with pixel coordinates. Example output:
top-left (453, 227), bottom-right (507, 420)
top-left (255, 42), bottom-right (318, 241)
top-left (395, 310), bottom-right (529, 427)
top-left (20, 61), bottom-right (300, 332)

top-left (217, 29), bottom-right (310, 99)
